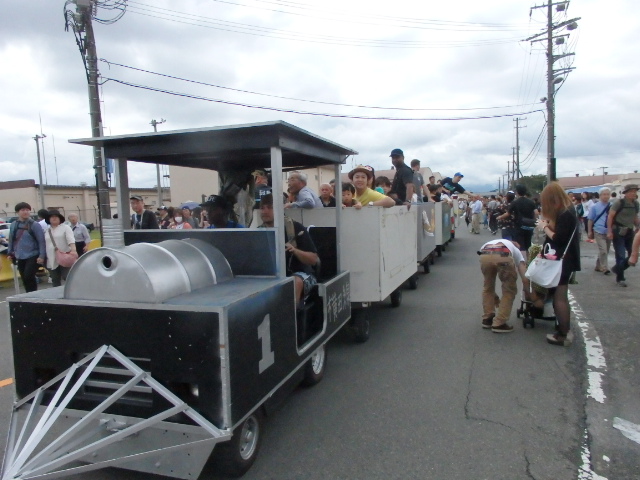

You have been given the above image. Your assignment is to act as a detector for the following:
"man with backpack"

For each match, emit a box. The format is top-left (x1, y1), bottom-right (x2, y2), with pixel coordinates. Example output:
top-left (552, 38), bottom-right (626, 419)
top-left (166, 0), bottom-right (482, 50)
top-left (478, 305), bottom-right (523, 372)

top-left (7, 202), bottom-right (46, 292)
top-left (607, 184), bottom-right (640, 287)
top-left (587, 187), bottom-right (613, 275)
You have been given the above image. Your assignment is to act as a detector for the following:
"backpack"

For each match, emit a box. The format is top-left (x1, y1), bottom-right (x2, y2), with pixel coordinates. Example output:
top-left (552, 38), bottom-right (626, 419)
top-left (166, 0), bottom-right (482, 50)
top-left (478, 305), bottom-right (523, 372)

top-left (613, 199), bottom-right (640, 214)
top-left (612, 199), bottom-right (640, 226)
top-left (10, 218), bottom-right (35, 245)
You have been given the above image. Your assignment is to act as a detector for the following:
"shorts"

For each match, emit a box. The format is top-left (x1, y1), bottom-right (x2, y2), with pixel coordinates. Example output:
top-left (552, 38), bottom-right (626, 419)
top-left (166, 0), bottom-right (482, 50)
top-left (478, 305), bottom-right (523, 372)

top-left (293, 272), bottom-right (317, 299)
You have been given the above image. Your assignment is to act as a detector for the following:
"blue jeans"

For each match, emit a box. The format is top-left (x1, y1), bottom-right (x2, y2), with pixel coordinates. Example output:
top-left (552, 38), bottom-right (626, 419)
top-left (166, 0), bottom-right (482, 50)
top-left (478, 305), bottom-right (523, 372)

top-left (612, 230), bottom-right (634, 281)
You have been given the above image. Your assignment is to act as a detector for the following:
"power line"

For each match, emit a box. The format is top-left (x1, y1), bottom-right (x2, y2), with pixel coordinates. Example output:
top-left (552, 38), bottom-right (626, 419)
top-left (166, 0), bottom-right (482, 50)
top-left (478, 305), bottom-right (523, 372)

top-left (208, 0), bottom-right (530, 31)
top-left (103, 76), bottom-right (545, 121)
top-left (100, 59), bottom-right (543, 112)
top-left (124, 1), bottom-right (526, 48)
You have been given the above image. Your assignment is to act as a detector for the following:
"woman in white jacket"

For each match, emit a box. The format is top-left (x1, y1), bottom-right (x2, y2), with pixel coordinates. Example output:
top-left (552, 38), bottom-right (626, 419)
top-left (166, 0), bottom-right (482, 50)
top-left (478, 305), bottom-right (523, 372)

top-left (44, 210), bottom-right (76, 286)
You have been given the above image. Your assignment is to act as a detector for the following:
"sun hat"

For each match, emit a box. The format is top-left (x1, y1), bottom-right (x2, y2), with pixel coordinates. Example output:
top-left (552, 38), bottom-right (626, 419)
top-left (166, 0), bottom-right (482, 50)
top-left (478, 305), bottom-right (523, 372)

top-left (622, 184), bottom-right (639, 193)
top-left (348, 165), bottom-right (374, 180)
top-left (45, 210), bottom-right (65, 224)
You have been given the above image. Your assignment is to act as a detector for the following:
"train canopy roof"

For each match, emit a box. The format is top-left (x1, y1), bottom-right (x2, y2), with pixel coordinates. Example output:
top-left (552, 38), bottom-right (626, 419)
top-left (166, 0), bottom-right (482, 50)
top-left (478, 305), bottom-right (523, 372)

top-left (69, 121), bottom-right (358, 171)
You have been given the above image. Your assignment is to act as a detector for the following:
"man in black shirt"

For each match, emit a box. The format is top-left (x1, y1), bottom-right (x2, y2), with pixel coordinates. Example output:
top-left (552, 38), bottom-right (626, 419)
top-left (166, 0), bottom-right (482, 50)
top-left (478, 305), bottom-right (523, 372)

top-left (389, 148), bottom-right (415, 204)
top-left (441, 173), bottom-right (466, 195)
top-left (506, 184), bottom-right (538, 252)
top-left (130, 195), bottom-right (159, 229)
top-left (259, 194), bottom-right (318, 305)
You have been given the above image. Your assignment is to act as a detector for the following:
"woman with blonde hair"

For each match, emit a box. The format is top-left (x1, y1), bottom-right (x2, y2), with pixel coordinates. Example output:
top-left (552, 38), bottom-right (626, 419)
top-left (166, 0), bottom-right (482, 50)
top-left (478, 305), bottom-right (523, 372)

top-left (536, 182), bottom-right (580, 346)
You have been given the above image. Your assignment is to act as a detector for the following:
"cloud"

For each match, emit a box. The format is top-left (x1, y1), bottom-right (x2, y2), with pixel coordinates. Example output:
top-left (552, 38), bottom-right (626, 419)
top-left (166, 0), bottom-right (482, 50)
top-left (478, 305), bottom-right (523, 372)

top-left (1, 0), bottom-right (639, 195)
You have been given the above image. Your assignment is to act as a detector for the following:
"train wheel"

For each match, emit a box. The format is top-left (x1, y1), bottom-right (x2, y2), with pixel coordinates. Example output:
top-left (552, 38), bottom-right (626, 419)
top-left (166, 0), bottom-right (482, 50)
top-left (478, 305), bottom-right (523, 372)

top-left (430, 255), bottom-right (435, 265)
top-left (351, 309), bottom-right (370, 343)
top-left (436, 246), bottom-right (442, 257)
top-left (408, 274), bottom-right (418, 290)
top-left (390, 288), bottom-right (402, 308)
top-left (214, 410), bottom-right (264, 477)
top-left (423, 261), bottom-right (430, 274)
top-left (301, 344), bottom-right (327, 386)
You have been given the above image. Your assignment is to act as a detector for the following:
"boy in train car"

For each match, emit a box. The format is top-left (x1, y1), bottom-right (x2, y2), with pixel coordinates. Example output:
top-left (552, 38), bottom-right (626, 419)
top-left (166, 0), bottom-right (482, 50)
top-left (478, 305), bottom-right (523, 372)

top-left (258, 194), bottom-right (319, 307)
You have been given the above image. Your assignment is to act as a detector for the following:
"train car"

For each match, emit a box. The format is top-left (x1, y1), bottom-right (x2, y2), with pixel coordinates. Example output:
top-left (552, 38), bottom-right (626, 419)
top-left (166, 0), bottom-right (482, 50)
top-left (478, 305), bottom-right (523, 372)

top-left (285, 206), bottom-right (417, 342)
top-left (2, 121), bottom-right (356, 480)
top-left (434, 201), bottom-right (452, 256)
top-left (416, 202), bottom-right (437, 274)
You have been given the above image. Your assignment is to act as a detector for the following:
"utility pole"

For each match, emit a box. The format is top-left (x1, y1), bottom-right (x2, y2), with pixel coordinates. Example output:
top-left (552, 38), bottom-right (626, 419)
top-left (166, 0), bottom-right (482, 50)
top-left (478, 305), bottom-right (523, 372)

top-left (526, 1), bottom-right (580, 183)
top-left (33, 134), bottom-right (46, 210)
top-left (66, 0), bottom-right (126, 232)
top-left (507, 160), bottom-right (511, 190)
top-left (150, 119), bottom-right (166, 207)
top-left (514, 117), bottom-right (526, 181)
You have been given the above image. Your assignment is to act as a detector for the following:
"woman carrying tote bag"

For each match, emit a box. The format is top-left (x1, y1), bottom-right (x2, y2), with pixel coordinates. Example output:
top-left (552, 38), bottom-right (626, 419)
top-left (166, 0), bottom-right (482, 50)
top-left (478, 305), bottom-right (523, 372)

top-left (44, 210), bottom-right (77, 287)
top-left (536, 183), bottom-right (581, 346)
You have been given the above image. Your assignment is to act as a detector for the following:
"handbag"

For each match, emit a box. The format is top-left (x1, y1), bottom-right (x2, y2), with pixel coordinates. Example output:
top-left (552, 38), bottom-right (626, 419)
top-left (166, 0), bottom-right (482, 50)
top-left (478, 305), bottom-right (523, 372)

top-left (48, 229), bottom-right (78, 268)
top-left (525, 226), bottom-right (576, 288)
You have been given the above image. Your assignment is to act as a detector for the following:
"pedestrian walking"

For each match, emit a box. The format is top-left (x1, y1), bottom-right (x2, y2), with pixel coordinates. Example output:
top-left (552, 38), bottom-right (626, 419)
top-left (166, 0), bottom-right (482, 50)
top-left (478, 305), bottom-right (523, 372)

top-left (506, 184), bottom-right (538, 254)
top-left (68, 213), bottom-right (91, 257)
top-left (7, 202), bottom-right (46, 292)
top-left (470, 196), bottom-right (483, 234)
top-left (130, 195), bottom-right (160, 229)
top-left (587, 187), bottom-right (612, 275)
top-left (44, 210), bottom-right (76, 287)
top-left (607, 184), bottom-right (640, 287)
top-left (536, 183), bottom-right (580, 346)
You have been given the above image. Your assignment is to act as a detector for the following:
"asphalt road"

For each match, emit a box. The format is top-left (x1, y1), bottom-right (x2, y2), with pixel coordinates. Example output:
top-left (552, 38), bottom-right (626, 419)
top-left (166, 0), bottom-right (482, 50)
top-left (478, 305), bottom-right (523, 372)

top-left (0, 225), bottom-right (637, 479)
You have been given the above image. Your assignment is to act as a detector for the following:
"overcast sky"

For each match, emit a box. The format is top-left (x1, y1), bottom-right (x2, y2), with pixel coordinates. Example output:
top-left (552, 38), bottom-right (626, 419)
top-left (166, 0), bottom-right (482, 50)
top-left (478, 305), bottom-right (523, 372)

top-left (1, 0), bottom-right (639, 193)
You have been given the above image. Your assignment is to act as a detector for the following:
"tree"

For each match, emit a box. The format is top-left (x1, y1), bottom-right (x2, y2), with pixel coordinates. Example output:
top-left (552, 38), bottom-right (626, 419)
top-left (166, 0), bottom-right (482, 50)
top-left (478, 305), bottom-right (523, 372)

top-left (516, 175), bottom-right (547, 195)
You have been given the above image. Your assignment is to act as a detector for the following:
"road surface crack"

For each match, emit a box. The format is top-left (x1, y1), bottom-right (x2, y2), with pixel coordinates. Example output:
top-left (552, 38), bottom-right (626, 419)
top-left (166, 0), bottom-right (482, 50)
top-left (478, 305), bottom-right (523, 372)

top-left (464, 350), bottom-right (516, 431)
top-left (524, 451), bottom-right (537, 479)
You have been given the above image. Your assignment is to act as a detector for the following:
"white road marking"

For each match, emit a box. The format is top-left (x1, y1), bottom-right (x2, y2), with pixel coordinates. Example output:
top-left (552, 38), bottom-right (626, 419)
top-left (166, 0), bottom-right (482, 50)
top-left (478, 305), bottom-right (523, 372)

top-left (613, 417), bottom-right (640, 445)
top-left (570, 292), bottom-right (607, 403)
top-left (570, 292), bottom-right (609, 480)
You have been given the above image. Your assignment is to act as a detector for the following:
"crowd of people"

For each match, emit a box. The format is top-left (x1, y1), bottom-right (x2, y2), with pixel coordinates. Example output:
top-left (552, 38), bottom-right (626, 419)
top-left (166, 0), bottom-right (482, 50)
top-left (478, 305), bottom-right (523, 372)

top-left (476, 181), bottom-right (640, 348)
top-left (7, 154), bottom-right (638, 349)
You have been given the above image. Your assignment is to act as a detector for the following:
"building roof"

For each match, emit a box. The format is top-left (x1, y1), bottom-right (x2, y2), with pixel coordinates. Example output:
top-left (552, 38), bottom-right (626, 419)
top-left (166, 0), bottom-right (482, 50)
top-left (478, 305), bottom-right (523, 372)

top-left (0, 180), bottom-right (36, 190)
top-left (557, 174), bottom-right (623, 190)
top-left (69, 121), bottom-right (358, 171)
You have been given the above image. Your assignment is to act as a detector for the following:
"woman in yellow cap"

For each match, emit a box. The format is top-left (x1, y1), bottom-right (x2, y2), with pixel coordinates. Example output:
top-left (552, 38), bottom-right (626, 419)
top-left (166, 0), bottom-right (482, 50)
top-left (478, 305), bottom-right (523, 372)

top-left (349, 165), bottom-right (395, 209)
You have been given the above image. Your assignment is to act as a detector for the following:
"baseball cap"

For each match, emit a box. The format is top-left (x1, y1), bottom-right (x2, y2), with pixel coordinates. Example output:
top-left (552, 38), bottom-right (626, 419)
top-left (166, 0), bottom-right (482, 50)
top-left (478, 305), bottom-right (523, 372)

top-left (390, 148), bottom-right (404, 157)
top-left (200, 195), bottom-right (229, 209)
top-left (454, 172), bottom-right (464, 178)
top-left (130, 195), bottom-right (143, 201)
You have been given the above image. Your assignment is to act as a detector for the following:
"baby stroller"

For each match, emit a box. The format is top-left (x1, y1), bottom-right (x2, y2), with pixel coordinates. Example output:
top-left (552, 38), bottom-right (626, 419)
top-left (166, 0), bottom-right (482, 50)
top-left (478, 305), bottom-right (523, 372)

top-left (518, 244), bottom-right (557, 329)
top-left (516, 293), bottom-right (556, 329)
